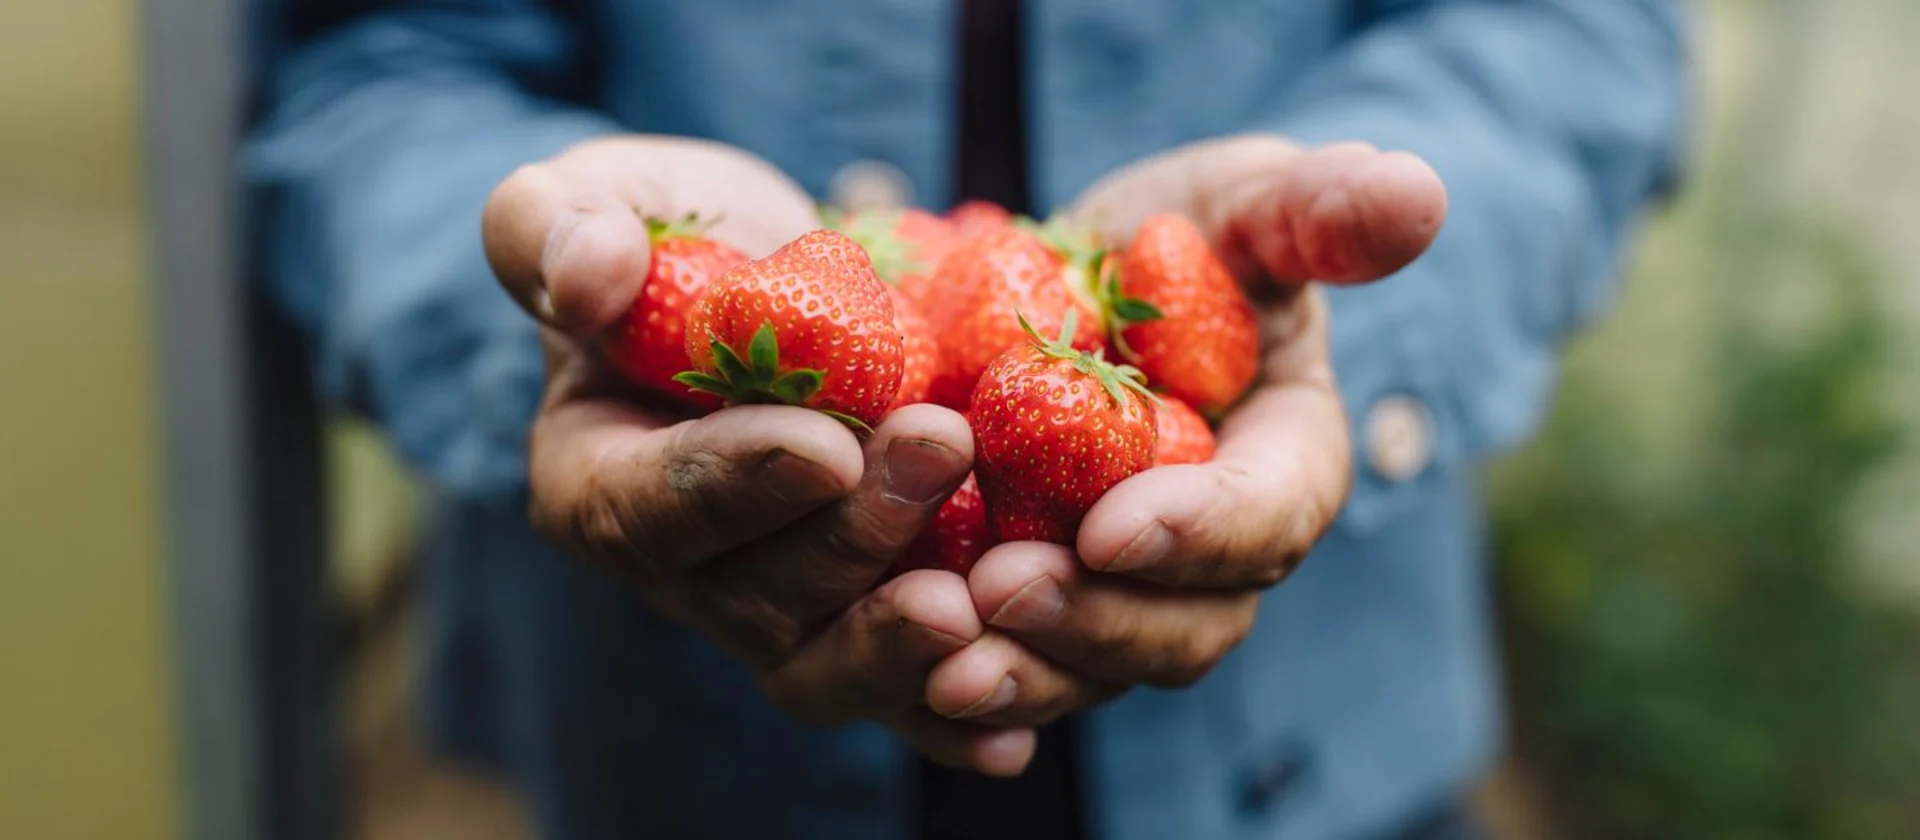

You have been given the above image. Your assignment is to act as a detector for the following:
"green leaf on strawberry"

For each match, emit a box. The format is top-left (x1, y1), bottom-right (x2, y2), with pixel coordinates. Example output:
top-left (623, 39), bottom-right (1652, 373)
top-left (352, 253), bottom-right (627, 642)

top-left (827, 208), bottom-right (929, 284)
top-left (640, 211), bottom-right (719, 242)
top-left (673, 321), bottom-right (873, 433)
top-left (1014, 309), bottom-right (1158, 408)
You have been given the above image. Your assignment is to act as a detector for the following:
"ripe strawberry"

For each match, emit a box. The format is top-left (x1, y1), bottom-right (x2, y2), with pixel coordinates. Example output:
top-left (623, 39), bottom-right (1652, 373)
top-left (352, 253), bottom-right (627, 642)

top-left (888, 290), bottom-right (938, 410)
top-left (971, 312), bottom-right (1157, 545)
top-left (826, 207), bottom-right (959, 291)
top-left (600, 215), bottom-right (749, 411)
top-left (1109, 213), bottom-right (1261, 417)
top-left (947, 200), bottom-right (1014, 239)
top-left (823, 209), bottom-right (948, 409)
top-left (677, 230), bottom-right (903, 429)
top-left (1153, 395), bottom-right (1216, 466)
top-left (895, 473), bottom-right (990, 576)
top-left (925, 225), bottom-right (1105, 410)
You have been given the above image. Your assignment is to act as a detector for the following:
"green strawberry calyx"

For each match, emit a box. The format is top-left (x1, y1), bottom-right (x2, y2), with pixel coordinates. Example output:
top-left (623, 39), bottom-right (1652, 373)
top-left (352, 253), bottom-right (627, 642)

top-left (1093, 259), bottom-right (1164, 364)
top-left (822, 207), bottom-right (927, 284)
top-left (641, 211), bottom-right (719, 242)
top-left (1015, 309), bottom-right (1159, 409)
top-left (1021, 215), bottom-right (1164, 358)
top-left (673, 321), bottom-right (872, 432)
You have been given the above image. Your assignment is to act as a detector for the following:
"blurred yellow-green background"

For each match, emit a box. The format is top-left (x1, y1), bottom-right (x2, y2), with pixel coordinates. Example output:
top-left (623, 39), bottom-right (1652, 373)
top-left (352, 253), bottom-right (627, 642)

top-left (0, 1), bottom-right (177, 838)
top-left (2, 2), bottom-right (1917, 839)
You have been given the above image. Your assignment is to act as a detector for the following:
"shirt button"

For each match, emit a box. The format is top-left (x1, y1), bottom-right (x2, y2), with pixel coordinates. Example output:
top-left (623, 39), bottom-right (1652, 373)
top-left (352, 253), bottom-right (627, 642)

top-left (1237, 740), bottom-right (1311, 816)
top-left (1364, 394), bottom-right (1434, 483)
top-left (827, 159), bottom-right (913, 212)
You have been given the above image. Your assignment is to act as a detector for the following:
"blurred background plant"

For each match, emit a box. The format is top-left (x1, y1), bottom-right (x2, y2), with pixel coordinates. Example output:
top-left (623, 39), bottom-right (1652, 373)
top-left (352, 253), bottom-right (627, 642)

top-left (1486, 2), bottom-right (1920, 837)
top-left (1492, 203), bottom-right (1920, 839)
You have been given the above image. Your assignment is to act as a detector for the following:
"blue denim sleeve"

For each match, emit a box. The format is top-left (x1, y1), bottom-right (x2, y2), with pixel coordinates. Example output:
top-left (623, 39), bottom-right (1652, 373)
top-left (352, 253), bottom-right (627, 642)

top-left (1272, 0), bottom-right (1689, 531)
top-left (247, 3), bottom-right (620, 503)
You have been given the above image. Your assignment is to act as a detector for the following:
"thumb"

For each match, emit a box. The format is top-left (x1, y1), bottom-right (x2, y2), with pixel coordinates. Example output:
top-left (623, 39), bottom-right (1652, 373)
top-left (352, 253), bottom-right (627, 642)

top-left (1071, 135), bottom-right (1448, 285)
top-left (1205, 138), bottom-right (1447, 284)
top-left (483, 161), bottom-right (653, 334)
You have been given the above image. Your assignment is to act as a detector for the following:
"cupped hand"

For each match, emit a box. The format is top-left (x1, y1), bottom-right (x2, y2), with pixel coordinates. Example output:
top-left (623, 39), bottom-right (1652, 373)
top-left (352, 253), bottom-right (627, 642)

top-left (924, 135), bottom-right (1448, 727)
top-left (486, 136), bottom-right (1036, 775)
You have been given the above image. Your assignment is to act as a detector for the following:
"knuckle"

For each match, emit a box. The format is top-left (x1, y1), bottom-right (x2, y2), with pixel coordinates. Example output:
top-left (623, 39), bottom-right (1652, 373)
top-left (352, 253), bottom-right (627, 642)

top-left (1149, 621), bottom-right (1246, 690)
top-left (700, 597), bottom-right (804, 675)
top-left (847, 586), bottom-right (906, 634)
top-left (528, 465), bottom-right (635, 561)
top-left (1149, 641), bottom-right (1221, 689)
top-left (1084, 608), bottom-right (1146, 675)
top-left (1239, 555), bottom-right (1292, 589)
top-left (820, 512), bottom-right (898, 569)
top-left (573, 487), bottom-right (637, 559)
top-left (760, 674), bottom-right (845, 727)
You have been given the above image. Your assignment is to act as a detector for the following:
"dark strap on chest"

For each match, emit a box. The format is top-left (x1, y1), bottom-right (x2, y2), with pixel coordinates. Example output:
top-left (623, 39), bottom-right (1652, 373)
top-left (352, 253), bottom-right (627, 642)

top-left (917, 2), bottom-right (1087, 839)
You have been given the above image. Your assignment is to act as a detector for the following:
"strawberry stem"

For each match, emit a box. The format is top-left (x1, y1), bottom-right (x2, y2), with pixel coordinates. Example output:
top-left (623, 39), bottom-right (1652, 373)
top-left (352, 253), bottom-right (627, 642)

top-left (1090, 253), bottom-right (1163, 365)
top-left (1026, 214), bottom-right (1132, 328)
top-left (1013, 309), bottom-right (1159, 408)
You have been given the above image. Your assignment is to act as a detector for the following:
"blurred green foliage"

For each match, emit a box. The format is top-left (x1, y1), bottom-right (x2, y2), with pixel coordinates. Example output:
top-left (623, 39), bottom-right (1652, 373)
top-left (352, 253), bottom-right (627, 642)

top-left (1491, 200), bottom-right (1920, 838)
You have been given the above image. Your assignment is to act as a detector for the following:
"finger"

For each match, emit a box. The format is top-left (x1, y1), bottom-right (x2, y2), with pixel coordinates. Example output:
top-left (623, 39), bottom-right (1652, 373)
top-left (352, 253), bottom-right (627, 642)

top-left (554, 136), bottom-right (823, 259)
top-left (967, 543), bottom-right (1258, 689)
top-left (1075, 286), bottom-right (1348, 589)
top-left (483, 159), bottom-right (654, 333)
top-left (698, 405), bottom-right (976, 667)
top-left (923, 629), bottom-right (1121, 729)
top-left (889, 710), bottom-right (1038, 778)
top-left (1070, 135), bottom-right (1446, 284)
top-left (528, 403), bottom-right (864, 576)
top-left (483, 137), bottom-right (822, 334)
top-left (1213, 140), bottom-right (1447, 284)
top-left (759, 570), bottom-right (982, 726)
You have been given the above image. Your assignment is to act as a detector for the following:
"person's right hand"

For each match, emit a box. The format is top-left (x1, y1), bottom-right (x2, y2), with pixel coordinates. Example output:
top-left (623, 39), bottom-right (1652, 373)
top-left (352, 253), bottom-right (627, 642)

top-left (483, 136), bottom-right (1038, 776)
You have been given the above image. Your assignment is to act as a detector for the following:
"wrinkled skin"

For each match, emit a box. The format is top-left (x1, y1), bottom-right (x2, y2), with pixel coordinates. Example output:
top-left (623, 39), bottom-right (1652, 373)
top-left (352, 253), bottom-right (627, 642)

top-left (485, 133), bottom-right (1447, 774)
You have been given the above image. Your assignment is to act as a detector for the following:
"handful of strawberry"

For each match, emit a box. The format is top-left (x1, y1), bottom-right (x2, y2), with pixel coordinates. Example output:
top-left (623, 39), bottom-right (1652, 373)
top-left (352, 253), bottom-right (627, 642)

top-left (599, 201), bottom-right (1255, 573)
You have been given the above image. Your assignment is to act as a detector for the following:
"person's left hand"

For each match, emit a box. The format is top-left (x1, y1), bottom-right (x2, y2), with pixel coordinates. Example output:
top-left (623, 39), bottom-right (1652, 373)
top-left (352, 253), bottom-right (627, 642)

top-left (917, 135), bottom-right (1449, 726)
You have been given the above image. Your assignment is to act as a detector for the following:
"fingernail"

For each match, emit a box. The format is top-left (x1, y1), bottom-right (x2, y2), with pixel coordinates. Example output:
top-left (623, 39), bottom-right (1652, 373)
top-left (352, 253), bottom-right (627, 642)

top-left (989, 576), bottom-right (1064, 630)
top-left (530, 286), bottom-right (556, 322)
top-left (953, 676), bottom-right (1017, 719)
top-left (1107, 523), bottom-right (1172, 572)
top-left (884, 438), bottom-right (961, 505)
top-left (536, 211), bottom-right (590, 326)
top-left (902, 622), bottom-right (971, 659)
top-left (970, 728), bottom-right (1037, 778)
top-left (760, 450), bottom-right (846, 504)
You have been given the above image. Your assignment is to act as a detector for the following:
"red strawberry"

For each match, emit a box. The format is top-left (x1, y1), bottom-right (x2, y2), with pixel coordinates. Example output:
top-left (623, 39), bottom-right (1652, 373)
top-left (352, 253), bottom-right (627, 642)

top-left (678, 230), bottom-right (903, 429)
top-left (888, 289), bottom-right (939, 410)
top-left (828, 207), bottom-right (960, 291)
top-left (971, 312), bottom-right (1157, 545)
top-left (1153, 395), bottom-right (1216, 465)
top-left (947, 200), bottom-right (1014, 239)
top-left (895, 473), bottom-right (990, 575)
top-left (1109, 213), bottom-right (1261, 416)
top-left (824, 209), bottom-right (949, 410)
top-left (925, 225), bottom-right (1105, 410)
top-left (600, 215), bottom-right (749, 411)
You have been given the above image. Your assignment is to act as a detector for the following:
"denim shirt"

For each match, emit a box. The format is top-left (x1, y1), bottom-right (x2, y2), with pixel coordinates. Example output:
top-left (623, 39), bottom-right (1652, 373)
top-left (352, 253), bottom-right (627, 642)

top-left (248, 2), bottom-right (1687, 837)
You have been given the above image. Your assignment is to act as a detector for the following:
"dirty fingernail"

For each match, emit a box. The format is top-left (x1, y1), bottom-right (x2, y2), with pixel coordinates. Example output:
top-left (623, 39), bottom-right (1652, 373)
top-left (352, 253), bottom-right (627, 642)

top-left (885, 438), bottom-right (963, 505)
top-left (761, 450), bottom-right (848, 505)
top-left (989, 576), bottom-right (1065, 630)
top-left (953, 676), bottom-right (1017, 719)
top-left (1107, 523), bottom-right (1172, 572)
